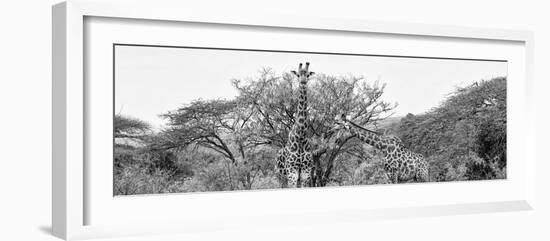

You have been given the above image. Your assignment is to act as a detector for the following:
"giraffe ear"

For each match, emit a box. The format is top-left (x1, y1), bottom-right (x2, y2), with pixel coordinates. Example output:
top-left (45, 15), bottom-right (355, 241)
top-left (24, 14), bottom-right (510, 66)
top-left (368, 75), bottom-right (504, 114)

top-left (307, 72), bottom-right (315, 78)
top-left (291, 70), bottom-right (298, 76)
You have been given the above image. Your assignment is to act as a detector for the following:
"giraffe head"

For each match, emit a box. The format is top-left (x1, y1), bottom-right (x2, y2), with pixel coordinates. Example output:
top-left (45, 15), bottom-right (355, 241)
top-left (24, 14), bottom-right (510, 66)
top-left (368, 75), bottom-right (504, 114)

top-left (333, 113), bottom-right (352, 130)
top-left (291, 62), bottom-right (315, 84)
top-left (328, 113), bottom-right (352, 138)
top-left (332, 113), bottom-right (404, 153)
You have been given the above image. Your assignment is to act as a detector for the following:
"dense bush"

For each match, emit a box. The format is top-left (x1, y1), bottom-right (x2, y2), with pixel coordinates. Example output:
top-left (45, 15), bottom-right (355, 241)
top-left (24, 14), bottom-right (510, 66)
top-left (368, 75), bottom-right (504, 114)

top-left (391, 77), bottom-right (507, 181)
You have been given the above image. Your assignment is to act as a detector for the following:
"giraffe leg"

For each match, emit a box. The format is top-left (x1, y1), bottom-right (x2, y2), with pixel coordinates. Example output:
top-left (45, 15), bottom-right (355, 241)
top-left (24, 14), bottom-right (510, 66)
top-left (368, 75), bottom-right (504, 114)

top-left (384, 172), bottom-right (394, 184)
top-left (386, 171), bottom-right (399, 184)
top-left (384, 164), bottom-right (398, 184)
top-left (393, 172), bottom-right (399, 184)
top-left (279, 171), bottom-right (288, 188)
top-left (287, 171), bottom-right (298, 188)
top-left (414, 161), bottom-right (429, 183)
top-left (275, 148), bottom-right (290, 188)
top-left (418, 169), bottom-right (429, 182)
top-left (299, 167), bottom-right (312, 188)
top-left (299, 152), bottom-right (313, 188)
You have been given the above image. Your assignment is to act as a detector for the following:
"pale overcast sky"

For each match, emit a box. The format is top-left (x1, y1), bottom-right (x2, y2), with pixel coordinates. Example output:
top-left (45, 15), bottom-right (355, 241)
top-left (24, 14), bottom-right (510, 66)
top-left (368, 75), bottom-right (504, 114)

top-left (115, 45), bottom-right (507, 129)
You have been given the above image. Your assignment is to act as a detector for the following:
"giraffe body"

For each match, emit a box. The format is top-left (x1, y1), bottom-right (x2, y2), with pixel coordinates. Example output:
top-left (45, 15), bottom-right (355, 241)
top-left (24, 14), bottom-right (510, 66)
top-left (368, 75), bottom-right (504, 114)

top-left (275, 63), bottom-right (314, 188)
top-left (381, 140), bottom-right (429, 183)
top-left (335, 115), bottom-right (429, 184)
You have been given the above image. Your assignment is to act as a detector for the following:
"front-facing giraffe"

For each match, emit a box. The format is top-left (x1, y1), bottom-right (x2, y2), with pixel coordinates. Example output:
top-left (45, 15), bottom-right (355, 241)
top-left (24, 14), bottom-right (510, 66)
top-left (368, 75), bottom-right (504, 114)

top-left (275, 62), bottom-right (314, 188)
top-left (334, 114), bottom-right (429, 184)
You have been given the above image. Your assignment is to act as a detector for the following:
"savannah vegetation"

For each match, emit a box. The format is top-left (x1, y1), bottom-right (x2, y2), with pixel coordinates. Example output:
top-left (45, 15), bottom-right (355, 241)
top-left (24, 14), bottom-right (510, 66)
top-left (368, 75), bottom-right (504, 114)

top-left (113, 68), bottom-right (506, 195)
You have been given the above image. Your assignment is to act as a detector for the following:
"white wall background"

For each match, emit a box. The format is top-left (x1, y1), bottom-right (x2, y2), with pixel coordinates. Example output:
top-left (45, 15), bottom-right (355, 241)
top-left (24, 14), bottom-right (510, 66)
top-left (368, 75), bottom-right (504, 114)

top-left (0, 0), bottom-right (548, 240)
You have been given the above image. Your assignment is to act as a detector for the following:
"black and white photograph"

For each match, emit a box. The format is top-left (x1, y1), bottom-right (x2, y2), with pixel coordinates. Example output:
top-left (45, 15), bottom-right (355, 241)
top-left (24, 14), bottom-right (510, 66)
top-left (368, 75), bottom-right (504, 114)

top-left (5, 0), bottom-right (550, 240)
top-left (113, 45), bottom-right (507, 195)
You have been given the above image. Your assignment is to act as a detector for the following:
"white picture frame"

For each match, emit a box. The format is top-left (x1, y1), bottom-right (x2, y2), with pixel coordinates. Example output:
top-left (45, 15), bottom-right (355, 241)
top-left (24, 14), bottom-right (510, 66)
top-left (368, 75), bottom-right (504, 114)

top-left (52, 0), bottom-right (535, 240)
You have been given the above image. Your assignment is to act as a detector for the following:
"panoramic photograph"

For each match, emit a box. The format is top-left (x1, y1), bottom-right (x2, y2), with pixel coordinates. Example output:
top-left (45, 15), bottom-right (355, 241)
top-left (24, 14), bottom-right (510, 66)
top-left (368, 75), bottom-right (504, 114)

top-left (113, 44), bottom-right (507, 195)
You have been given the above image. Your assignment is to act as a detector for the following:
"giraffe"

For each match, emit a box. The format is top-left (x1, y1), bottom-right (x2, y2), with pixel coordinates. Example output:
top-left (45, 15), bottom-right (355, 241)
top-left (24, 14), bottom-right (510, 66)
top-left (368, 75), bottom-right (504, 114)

top-left (334, 114), bottom-right (429, 184)
top-left (275, 62), bottom-right (315, 188)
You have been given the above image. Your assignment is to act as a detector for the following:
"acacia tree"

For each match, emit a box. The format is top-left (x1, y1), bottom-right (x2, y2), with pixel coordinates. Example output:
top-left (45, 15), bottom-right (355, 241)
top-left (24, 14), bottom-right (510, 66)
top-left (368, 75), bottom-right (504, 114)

top-left (154, 68), bottom-right (396, 188)
top-left (114, 114), bottom-right (151, 140)
top-left (156, 99), bottom-right (274, 190)
top-left (113, 114), bottom-right (152, 169)
top-left (232, 69), bottom-right (396, 187)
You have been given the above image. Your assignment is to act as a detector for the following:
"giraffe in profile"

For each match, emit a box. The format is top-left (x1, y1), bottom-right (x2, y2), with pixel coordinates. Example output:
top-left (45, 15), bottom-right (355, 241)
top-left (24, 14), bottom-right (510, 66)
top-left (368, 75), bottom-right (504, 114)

top-left (275, 62), bottom-right (314, 188)
top-left (334, 114), bottom-right (429, 184)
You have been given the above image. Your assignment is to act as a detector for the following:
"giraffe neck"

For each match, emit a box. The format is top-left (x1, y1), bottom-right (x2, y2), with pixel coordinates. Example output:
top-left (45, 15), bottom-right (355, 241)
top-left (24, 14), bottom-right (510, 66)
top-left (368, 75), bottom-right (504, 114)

top-left (345, 121), bottom-right (390, 151)
top-left (295, 77), bottom-right (308, 136)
